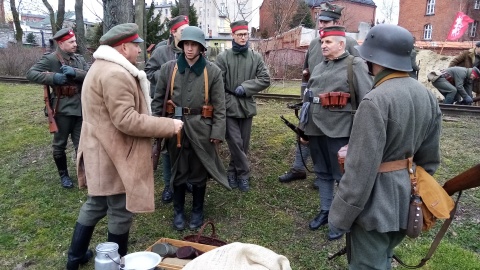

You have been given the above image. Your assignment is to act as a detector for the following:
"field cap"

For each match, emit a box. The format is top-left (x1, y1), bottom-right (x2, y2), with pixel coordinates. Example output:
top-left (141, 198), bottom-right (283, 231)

top-left (320, 26), bottom-right (346, 39)
top-left (169, 15), bottom-right (189, 31)
top-left (53, 28), bottom-right (75, 42)
top-left (230, 20), bottom-right (248, 33)
top-left (100, 23), bottom-right (144, 47)
top-left (318, 2), bottom-right (343, 21)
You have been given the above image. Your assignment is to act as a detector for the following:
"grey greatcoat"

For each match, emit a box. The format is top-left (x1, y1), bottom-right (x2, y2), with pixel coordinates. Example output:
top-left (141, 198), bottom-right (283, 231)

top-left (304, 52), bottom-right (372, 138)
top-left (215, 48), bottom-right (271, 118)
top-left (303, 36), bottom-right (359, 73)
top-left (151, 56), bottom-right (229, 189)
top-left (144, 42), bottom-right (182, 97)
top-left (329, 72), bottom-right (442, 233)
top-left (432, 66), bottom-right (473, 100)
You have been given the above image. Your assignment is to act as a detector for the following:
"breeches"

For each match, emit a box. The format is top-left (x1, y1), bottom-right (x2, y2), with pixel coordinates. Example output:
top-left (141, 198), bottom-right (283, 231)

top-left (77, 194), bottom-right (133, 235)
top-left (52, 114), bottom-right (82, 157)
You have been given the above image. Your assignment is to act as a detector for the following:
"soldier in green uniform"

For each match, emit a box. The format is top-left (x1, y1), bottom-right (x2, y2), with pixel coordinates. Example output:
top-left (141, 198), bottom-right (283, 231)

top-left (145, 15), bottom-right (190, 204)
top-left (152, 26), bottom-right (230, 231)
top-left (279, 2), bottom-right (359, 185)
top-left (215, 20), bottom-right (271, 192)
top-left (26, 28), bottom-right (89, 189)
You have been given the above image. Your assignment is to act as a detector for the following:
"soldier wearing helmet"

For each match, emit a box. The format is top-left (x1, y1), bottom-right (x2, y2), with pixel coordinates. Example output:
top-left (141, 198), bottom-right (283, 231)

top-left (151, 26), bottom-right (230, 231)
top-left (328, 24), bottom-right (442, 268)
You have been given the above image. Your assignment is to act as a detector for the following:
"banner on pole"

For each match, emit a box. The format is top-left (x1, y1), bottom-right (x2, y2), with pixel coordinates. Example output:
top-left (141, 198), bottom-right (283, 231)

top-left (447, 12), bottom-right (474, 41)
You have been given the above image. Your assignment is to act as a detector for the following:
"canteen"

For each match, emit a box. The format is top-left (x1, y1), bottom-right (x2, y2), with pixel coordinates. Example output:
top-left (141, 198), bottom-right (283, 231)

top-left (95, 242), bottom-right (121, 270)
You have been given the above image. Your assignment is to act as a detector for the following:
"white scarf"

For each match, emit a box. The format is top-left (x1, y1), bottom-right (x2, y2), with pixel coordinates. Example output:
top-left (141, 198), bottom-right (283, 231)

top-left (93, 45), bottom-right (152, 115)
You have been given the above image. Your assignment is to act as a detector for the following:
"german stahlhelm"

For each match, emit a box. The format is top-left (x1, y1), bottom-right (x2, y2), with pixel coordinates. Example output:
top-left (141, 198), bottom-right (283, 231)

top-left (178, 26), bottom-right (206, 51)
top-left (355, 24), bottom-right (413, 72)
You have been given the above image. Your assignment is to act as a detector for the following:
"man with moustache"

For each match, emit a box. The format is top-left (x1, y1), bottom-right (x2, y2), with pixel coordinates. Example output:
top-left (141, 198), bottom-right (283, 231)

top-left (279, 2), bottom-right (358, 186)
top-left (152, 26), bottom-right (230, 231)
top-left (215, 20), bottom-right (271, 192)
top-left (300, 26), bottom-right (372, 240)
top-left (66, 23), bottom-right (183, 269)
top-left (27, 28), bottom-right (89, 189)
top-left (145, 15), bottom-right (190, 204)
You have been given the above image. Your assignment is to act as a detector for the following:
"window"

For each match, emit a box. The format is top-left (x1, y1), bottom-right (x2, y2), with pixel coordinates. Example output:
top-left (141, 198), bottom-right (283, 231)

top-left (426, 0), bottom-right (435, 15)
top-left (470, 21), bottom-right (478, 37)
top-left (220, 2), bottom-right (226, 14)
top-left (475, 0), bottom-right (480, 10)
top-left (424, 24), bottom-right (432, 40)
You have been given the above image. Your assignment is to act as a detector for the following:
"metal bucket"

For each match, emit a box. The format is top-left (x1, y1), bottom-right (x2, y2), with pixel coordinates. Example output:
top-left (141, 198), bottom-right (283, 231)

top-left (95, 242), bottom-right (121, 270)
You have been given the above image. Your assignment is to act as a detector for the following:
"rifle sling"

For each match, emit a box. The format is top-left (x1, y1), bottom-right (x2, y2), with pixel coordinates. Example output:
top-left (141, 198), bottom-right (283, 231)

top-left (392, 191), bottom-right (462, 269)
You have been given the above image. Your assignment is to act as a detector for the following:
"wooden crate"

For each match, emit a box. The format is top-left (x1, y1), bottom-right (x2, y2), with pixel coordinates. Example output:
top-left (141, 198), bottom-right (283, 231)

top-left (146, 238), bottom-right (218, 270)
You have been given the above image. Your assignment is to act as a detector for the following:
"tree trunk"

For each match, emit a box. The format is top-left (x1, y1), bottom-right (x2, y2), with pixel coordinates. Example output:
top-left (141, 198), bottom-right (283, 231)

top-left (0, 0), bottom-right (6, 25)
top-left (103, 0), bottom-right (134, 33)
top-left (134, 0), bottom-right (146, 68)
top-left (75, 0), bottom-right (86, 55)
top-left (41, 0), bottom-right (57, 35)
top-left (9, 0), bottom-right (22, 43)
top-left (56, 0), bottom-right (66, 31)
top-left (179, 0), bottom-right (190, 16)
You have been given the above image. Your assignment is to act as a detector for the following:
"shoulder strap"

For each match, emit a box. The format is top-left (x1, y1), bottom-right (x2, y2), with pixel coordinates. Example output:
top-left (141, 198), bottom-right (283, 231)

top-left (347, 55), bottom-right (357, 112)
top-left (161, 61), bottom-right (176, 117)
top-left (55, 52), bottom-right (66, 65)
top-left (204, 67), bottom-right (209, 104)
top-left (169, 63), bottom-right (178, 98)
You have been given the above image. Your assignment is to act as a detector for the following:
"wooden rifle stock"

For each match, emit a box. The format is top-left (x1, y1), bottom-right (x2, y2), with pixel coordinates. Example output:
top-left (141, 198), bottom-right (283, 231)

top-left (151, 138), bottom-right (161, 171)
top-left (44, 85), bottom-right (58, 133)
top-left (442, 163), bottom-right (480, 196)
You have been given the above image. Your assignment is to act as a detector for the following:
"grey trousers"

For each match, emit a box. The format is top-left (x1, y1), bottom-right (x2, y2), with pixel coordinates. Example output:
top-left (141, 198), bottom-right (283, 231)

top-left (225, 117), bottom-right (253, 180)
top-left (77, 194), bottom-right (133, 235)
top-left (349, 223), bottom-right (406, 270)
top-left (52, 114), bottom-right (82, 156)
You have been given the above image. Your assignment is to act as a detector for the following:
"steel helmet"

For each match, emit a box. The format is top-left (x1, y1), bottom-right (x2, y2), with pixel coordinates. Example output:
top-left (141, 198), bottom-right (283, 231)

top-left (178, 26), bottom-right (206, 51)
top-left (355, 24), bottom-right (413, 72)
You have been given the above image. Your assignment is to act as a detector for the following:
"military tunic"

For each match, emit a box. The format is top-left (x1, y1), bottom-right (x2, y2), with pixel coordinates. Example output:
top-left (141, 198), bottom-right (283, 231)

top-left (215, 48), bottom-right (271, 181)
top-left (144, 42), bottom-right (182, 97)
top-left (26, 48), bottom-right (89, 156)
top-left (151, 55), bottom-right (229, 189)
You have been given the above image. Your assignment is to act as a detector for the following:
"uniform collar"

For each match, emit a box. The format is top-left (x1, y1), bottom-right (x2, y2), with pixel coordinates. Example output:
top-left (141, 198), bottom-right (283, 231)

top-left (56, 48), bottom-right (73, 60)
top-left (324, 51), bottom-right (349, 62)
top-left (177, 53), bottom-right (206, 75)
top-left (373, 69), bottom-right (409, 88)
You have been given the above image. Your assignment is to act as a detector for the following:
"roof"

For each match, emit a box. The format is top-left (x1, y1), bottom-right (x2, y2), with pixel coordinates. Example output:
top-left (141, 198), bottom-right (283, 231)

top-left (305, 0), bottom-right (376, 7)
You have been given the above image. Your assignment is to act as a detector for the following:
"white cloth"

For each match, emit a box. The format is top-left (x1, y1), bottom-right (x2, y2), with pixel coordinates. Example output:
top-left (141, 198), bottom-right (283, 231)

top-left (183, 242), bottom-right (292, 270)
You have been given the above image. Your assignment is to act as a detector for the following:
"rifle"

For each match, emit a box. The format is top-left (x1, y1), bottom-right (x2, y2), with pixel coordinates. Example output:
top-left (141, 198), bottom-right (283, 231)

top-left (280, 115), bottom-right (308, 141)
top-left (44, 85), bottom-right (58, 133)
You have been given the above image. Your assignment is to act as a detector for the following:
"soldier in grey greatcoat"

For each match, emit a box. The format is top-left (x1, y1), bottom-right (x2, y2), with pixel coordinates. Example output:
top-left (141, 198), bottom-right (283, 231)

top-left (300, 26), bottom-right (372, 240)
top-left (215, 20), bottom-right (271, 192)
top-left (328, 24), bottom-right (442, 269)
top-left (279, 2), bottom-right (359, 185)
top-left (430, 66), bottom-right (477, 104)
top-left (151, 26), bottom-right (230, 231)
top-left (144, 15), bottom-right (190, 204)
top-left (26, 28), bottom-right (89, 189)
top-left (448, 41), bottom-right (480, 95)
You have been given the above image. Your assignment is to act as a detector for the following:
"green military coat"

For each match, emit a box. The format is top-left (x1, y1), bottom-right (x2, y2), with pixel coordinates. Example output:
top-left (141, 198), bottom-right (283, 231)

top-left (26, 48), bottom-right (89, 116)
top-left (144, 42), bottom-right (182, 97)
top-left (151, 55), bottom-right (229, 189)
top-left (215, 48), bottom-right (271, 118)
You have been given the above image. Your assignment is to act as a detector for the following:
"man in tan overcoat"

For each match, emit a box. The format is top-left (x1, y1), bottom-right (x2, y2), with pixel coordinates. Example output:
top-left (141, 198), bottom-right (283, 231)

top-left (65, 23), bottom-right (183, 270)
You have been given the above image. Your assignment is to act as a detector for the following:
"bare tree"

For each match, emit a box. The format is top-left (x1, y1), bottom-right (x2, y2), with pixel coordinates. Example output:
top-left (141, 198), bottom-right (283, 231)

top-left (179, 0), bottom-right (190, 16)
top-left (379, 0), bottom-right (398, 24)
top-left (103, 0), bottom-right (134, 33)
top-left (40, 0), bottom-right (66, 34)
top-left (263, 0), bottom-right (298, 36)
top-left (0, 0), bottom-right (6, 24)
top-left (9, 0), bottom-right (23, 43)
top-left (211, 0), bottom-right (259, 24)
top-left (75, 0), bottom-right (86, 54)
top-left (134, 0), bottom-right (146, 66)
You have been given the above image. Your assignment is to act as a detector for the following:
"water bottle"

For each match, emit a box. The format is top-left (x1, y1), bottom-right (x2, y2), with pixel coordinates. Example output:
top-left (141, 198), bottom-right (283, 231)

top-left (95, 242), bottom-right (121, 270)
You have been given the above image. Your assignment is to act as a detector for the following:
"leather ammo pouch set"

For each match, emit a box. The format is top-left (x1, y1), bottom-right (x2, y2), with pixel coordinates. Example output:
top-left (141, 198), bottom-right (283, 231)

top-left (319, 92), bottom-right (351, 108)
top-left (166, 63), bottom-right (213, 119)
top-left (53, 85), bottom-right (77, 97)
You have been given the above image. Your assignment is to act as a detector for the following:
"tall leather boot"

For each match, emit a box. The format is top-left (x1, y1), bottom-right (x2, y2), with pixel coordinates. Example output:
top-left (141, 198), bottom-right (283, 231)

top-left (107, 230), bottom-right (129, 257)
top-left (172, 184), bottom-right (187, 231)
top-left (189, 184), bottom-right (206, 230)
top-left (66, 222), bottom-right (95, 270)
top-left (53, 154), bottom-right (74, 188)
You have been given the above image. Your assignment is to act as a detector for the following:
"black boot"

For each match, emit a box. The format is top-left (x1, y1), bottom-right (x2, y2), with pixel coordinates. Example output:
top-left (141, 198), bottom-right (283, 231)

top-left (53, 154), bottom-right (74, 188)
top-left (107, 231), bottom-right (129, 257)
top-left (309, 210), bottom-right (329, 230)
top-left (189, 184), bottom-right (206, 230)
top-left (172, 184), bottom-right (187, 231)
top-left (66, 222), bottom-right (95, 270)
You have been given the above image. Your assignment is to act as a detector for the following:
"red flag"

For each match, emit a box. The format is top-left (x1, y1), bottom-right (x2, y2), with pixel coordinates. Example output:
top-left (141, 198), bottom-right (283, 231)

top-left (447, 12), bottom-right (474, 41)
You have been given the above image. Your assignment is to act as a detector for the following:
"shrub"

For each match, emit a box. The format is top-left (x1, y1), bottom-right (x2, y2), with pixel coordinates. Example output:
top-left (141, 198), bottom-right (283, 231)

top-left (0, 45), bottom-right (44, 76)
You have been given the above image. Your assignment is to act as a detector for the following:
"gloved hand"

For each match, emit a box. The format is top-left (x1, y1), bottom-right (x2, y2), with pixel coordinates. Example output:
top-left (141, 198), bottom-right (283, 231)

top-left (53, 73), bottom-right (67, 85)
top-left (234, 85), bottom-right (246, 97)
top-left (463, 96), bottom-right (473, 105)
top-left (60, 65), bottom-right (76, 77)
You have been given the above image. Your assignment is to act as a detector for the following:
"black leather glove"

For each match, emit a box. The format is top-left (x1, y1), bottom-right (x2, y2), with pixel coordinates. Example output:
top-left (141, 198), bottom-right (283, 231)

top-left (53, 73), bottom-right (67, 85)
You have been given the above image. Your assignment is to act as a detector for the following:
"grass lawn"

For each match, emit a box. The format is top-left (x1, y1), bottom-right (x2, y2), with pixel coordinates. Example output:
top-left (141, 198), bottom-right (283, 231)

top-left (0, 82), bottom-right (479, 269)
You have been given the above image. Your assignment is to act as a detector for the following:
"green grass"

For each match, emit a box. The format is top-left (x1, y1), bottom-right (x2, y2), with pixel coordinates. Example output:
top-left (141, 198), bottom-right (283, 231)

top-left (0, 82), bottom-right (479, 269)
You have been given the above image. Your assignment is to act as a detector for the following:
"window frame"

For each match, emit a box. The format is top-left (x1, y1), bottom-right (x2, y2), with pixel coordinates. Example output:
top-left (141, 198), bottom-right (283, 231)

top-left (426, 0), bottom-right (435, 15)
top-left (424, 24), bottom-right (433, 40)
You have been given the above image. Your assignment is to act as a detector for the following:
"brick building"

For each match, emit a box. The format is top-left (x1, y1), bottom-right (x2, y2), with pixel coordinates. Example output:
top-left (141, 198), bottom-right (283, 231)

top-left (399, 0), bottom-right (480, 42)
top-left (259, 0), bottom-right (376, 38)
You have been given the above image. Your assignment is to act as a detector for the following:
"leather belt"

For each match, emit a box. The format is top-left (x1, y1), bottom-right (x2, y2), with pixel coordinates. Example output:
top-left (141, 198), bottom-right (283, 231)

top-left (378, 157), bottom-right (413, 173)
top-left (168, 107), bottom-right (203, 115)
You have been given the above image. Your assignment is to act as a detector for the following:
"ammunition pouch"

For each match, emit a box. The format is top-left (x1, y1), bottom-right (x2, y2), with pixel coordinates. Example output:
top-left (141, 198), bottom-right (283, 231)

top-left (54, 85), bottom-right (77, 97)
top-left (166, 100), bottom-right (213, 118)
top-left (318, 92), bottom-right (350, 108)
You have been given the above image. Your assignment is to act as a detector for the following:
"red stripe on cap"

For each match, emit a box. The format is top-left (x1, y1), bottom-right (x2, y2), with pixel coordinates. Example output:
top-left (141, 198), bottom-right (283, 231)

top-left (57, 31), bottom-right (75, 42)
top-left (171, 17), bottom-right (189, 31)
top-left (232, 25), bottom-right (248, 33)
top-left (320, 30), bottom-right (345, 38)
top-left (112, 34), bottom-right (140, 47)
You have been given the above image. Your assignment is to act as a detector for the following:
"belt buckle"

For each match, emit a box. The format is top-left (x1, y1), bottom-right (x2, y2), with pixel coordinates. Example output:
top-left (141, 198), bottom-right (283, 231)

top-left (183, 107), bottom-right (191, 115)
top-left (312, 97), bottom-right (320, 104)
